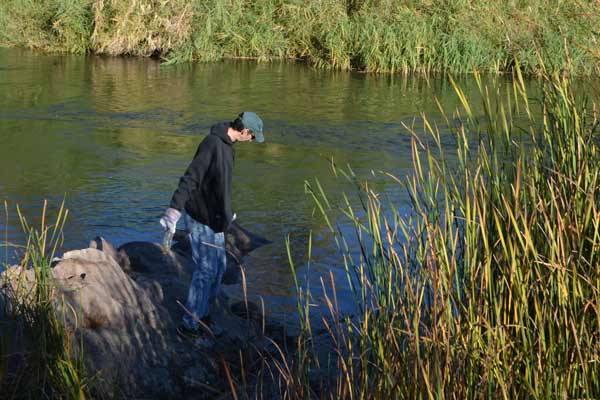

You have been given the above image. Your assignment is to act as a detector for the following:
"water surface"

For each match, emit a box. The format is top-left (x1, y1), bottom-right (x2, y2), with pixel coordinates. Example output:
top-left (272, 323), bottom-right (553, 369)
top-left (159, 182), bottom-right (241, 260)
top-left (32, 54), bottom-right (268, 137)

top-left (1, 48), bottom-right (561, 318)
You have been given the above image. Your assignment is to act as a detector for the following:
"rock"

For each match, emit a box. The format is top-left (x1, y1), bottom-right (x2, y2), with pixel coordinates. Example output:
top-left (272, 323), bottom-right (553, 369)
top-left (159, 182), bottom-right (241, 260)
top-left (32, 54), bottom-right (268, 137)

top-left (0, 265), bottom-right (36, 307)
top-left (52, 249), bottom-right (180, 397)
top-left (0, 223), bottom-right (277, 399)
top-left (88, 236), bottom-right (118, 262)
top-left (0, 319), bottom-right (26, 380)
top-left (0, 287), bottom-right (7, 320)
top-left (53, 248), bottom-right (168, 329)
top-left (116, 241), bottom-right (195, 281)
top-left (222, 260), bottom-right (242, 285)
top-left (140, 367), bottom-right (179, 398)
top-left (1, 248), bottom-right (179, 398)
top-left (230, 300), bottom-right (262, 322)
top-left (182, 365), bottom-right (210, 390)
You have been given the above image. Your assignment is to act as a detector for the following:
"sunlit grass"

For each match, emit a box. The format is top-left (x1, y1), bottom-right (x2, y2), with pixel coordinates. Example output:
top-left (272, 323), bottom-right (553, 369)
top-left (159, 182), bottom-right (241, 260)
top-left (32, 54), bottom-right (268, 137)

top-left (283, 65), bottom-right (600, 398)
top-left (0, 0), bottom-right (598, 75)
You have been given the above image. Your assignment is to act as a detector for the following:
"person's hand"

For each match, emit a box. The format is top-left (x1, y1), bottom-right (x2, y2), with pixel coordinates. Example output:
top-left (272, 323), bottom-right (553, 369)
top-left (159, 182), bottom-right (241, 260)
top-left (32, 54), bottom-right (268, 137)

top-left (160, 208), bottom-right (181, 234)
top-left (232, 212), bottom-right (237, 222)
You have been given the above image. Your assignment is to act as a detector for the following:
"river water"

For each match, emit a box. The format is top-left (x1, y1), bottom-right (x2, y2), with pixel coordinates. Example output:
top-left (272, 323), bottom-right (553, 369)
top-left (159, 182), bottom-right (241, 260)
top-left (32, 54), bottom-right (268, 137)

top-left (0, 47), bottom-right (561, 318)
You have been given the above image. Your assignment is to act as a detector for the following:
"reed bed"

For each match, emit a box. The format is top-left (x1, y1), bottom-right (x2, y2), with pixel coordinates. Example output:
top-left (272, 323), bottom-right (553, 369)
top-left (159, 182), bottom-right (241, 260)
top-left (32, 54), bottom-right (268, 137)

top-left (0, 201), bottom-right (90, 400)
top-left (1, 0), bottom-right (599, 75)
top-left (281, 67), bottom-right (600, 398)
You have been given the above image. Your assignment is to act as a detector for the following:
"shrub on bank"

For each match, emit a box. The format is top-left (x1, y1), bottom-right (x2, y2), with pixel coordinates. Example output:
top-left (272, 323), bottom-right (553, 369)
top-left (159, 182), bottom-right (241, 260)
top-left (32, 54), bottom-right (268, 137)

top-left (0, 0), bottom-right (598, 75)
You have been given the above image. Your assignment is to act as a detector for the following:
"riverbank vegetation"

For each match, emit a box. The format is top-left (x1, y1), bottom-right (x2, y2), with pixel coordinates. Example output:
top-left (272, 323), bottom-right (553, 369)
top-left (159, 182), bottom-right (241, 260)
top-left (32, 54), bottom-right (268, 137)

top-left (1, 0), bottom-right (599, 75)
top-left (282, 65), bottom-right (600, 398)
top-left (1, 202), bottom-right (90, 399)
top-left (1, 48), bottom-right (600, 398)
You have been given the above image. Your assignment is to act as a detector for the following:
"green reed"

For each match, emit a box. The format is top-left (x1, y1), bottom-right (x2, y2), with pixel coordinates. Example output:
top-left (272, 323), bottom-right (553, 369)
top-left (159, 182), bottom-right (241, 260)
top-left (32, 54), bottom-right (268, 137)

top-left (282, 66), bottom-right (600, 398)
top-left (1, 201), bottom-right (90, 400)
top-left (1, 0), bottom-right (598, 75)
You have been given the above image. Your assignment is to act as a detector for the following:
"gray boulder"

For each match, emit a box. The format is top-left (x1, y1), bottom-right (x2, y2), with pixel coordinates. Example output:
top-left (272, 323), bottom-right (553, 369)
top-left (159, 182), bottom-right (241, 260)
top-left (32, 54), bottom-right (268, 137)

top-left (0, 223), bottom-right (277, 399)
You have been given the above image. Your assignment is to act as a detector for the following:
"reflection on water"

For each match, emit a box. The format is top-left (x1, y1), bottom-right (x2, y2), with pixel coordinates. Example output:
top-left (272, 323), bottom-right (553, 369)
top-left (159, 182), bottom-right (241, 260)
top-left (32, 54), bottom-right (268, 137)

top-left (0, 48), bottom-right (547, 315)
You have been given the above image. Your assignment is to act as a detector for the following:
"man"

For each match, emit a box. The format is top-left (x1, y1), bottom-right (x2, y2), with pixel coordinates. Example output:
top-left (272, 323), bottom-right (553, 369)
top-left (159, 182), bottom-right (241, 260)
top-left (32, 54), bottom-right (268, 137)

top-left (160, 112), bottom-right (264, 338)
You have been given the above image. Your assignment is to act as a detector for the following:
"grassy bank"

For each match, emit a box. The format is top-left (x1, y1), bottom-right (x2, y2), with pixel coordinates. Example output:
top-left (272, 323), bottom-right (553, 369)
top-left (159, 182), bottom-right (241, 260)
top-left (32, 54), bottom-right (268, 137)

top-left (0, 0), bottom-right (599, 75)
top-left (283, 66), bottom-right (600, 398)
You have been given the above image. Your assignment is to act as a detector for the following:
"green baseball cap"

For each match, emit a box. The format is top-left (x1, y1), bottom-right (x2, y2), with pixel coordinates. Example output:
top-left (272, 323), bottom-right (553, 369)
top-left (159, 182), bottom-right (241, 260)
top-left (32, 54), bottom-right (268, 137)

top-left (241, 111), bottom-right (264, 143)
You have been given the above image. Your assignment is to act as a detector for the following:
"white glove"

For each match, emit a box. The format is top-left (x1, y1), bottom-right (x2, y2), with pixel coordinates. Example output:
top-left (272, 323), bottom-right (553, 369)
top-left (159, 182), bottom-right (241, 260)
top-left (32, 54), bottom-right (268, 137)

top-left (232, 212), bottom-right (237, 222)
top-left (160, 208), bottom-right (181, 234)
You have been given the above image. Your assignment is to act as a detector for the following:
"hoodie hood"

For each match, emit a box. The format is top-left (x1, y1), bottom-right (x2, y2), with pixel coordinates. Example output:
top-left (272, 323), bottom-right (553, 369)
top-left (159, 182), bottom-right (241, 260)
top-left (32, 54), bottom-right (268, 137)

top-left (210, 121), bottom-right (234, 146)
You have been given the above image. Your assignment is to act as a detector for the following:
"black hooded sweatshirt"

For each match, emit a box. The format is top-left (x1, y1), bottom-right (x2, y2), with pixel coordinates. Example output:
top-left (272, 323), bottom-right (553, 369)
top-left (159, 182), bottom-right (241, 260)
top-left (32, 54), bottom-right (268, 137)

top-left (170, 122), bottom-right (234, 233)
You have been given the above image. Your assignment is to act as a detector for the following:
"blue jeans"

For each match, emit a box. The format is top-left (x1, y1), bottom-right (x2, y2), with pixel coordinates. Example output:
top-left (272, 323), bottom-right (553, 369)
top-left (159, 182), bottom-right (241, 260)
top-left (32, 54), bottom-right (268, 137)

top-left (182, 214), bottom-right (226, 330)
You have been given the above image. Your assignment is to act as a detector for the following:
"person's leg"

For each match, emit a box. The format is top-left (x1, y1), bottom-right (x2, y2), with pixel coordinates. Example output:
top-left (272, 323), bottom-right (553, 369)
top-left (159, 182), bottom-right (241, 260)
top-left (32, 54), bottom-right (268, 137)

top-left (207, 231), bottom-right (226, 305)
top-left (182, 215), bottom-right (216, 330)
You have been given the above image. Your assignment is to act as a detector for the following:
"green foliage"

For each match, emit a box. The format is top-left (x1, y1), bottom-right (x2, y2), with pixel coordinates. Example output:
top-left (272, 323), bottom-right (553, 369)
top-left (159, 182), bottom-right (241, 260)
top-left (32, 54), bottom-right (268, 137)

top-left (188, 0), bottom-right (290, 62)
top-left (0, 0), bottom-right (93, 53)
top-left (0, 0), bottom-right (598, 74)
top-left (286, 67), bottom-right (600, 397)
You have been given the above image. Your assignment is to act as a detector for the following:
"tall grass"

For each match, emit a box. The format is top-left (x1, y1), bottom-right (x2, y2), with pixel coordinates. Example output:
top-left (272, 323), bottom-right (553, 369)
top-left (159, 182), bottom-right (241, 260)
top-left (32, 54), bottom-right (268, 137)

top-left (1, 0), bottom-right (598, 75)
top-left (283, 66), bottom-right (600, 398)
top-left (0, 0), bottom-right (92, 54)
top-left (0, 201), bottom-right (90, 399)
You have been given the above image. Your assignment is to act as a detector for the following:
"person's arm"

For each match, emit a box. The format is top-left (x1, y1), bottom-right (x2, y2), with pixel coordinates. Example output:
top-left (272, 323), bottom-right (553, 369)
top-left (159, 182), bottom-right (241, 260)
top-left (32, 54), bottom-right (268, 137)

top-left (169, 137), bottom-right (215, 211)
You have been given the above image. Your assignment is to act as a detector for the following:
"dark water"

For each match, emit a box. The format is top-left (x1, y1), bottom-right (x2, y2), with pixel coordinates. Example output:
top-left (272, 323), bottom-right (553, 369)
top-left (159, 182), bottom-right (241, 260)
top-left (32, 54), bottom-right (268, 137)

top-left (0, 47), bottom-right (557, 319)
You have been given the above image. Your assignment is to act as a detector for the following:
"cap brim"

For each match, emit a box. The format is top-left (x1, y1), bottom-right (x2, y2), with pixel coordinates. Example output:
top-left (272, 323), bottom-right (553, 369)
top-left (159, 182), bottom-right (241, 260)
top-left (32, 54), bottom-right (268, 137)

top-left (254, 131), bottom-right (265, 143)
